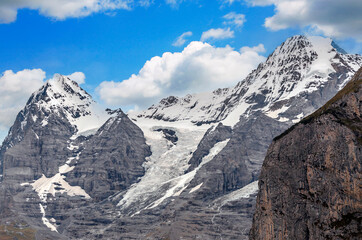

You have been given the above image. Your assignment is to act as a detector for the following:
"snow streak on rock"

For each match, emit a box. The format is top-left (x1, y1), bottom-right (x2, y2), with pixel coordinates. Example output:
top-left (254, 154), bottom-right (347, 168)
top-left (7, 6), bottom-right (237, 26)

top-left (29, 139), bottom-right (90, 232)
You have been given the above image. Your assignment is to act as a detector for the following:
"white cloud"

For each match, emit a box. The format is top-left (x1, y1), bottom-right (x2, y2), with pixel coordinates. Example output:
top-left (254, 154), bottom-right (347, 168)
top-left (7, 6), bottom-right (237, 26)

top-left (245, 0), bottom-right (362, 41)
top-left (240, 43), bottom-right (265, 53)
top-left (139, 0), bottom-right (153, 7)
top-left (245, 0), bottom-right (274, 6)
top-left (165, 0), bottom-right (184, 7)
top-left (0, 0), bottom-right (196, 23)
top-left (222, 0), bottom-right (238, 5)
top-left (67, 72), bottom-right (86, 84)
top-left (0, 0), bottom-right (133, 23)
top-left (201, 28), bottom-right (235, 42)
top-left (97, 41), bottom-right (266, 108)
top-left (223, 12), bottom-right (246, 27)
top-left (0, 69), bottom-right (46, 131)
top-left (173, 31), bottom-right (193, 47)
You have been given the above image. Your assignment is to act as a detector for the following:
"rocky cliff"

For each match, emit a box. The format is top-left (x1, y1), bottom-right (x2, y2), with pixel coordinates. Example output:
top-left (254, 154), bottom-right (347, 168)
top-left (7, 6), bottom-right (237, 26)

top-left (0, 75), bottom-right (150, 239)
top-left (250, 67), bottom-right (362, 239)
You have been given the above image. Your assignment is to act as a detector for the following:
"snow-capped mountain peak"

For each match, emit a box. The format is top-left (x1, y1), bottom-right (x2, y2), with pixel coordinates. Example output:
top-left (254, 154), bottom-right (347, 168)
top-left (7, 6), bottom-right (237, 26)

top-left (26, 74), bottom-right (109, 135)
top-left (29, 74), bottom-right (93, 118)
top-left (135, 35), bottom-right (362, 126)
top-left (1, 75), bottom-right (110, 150)
top-left (242, 35), bottom-right (350, 103)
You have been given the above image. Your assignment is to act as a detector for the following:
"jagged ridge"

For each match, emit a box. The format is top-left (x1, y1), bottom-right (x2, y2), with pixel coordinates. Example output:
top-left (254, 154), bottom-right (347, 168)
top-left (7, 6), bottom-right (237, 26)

top-left (137, 35), bottom-right (362, 126)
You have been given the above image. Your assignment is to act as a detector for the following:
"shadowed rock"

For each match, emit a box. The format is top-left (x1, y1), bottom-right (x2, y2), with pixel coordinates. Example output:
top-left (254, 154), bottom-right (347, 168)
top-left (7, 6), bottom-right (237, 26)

top-left (250, 67), bottom-right (362, 240)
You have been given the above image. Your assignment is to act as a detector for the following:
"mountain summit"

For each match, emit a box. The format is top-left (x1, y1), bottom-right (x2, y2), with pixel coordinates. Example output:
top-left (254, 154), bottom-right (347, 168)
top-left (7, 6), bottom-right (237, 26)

top-left (137, 35), bottom-right (361, 126)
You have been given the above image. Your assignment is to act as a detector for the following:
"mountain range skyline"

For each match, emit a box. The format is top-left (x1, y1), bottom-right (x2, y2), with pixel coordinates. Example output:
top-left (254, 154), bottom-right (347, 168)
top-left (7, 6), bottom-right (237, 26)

top-left (0, 33), bottom-right (360, 239)
top-left (1, 0), bottom-right (362, 142)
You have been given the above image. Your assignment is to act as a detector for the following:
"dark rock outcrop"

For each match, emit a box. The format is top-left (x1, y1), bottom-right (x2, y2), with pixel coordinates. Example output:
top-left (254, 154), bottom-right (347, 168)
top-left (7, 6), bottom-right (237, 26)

top-left (66, 111), bottom-right (151, 201)
top-left (189, 112), bottom-right (288, 199)
top-left (250, 67), bottom-right (362, 240)
top-left (186, 123), bottom-right (232, 173)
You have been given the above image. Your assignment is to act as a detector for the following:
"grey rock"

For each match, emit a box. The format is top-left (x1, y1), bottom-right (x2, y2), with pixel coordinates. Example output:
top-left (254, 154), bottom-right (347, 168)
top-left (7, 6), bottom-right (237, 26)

top-left (250, 67), bottom-right (362, 240)
top-left (66, 110), bottom-right (151, 201)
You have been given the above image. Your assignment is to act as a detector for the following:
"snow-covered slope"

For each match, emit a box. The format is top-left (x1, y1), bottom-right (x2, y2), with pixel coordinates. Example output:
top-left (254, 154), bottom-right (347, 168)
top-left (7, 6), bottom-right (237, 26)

top-left (114, 118), bottom-right (215, 215)
top-left (1, 74), bottom-right (110, 151)
top-left (121, 35), bottom-right (362, 216)
top-left (28, 74), bottom-right (109, 136)
top-left (136, 36), bottom-right (362, 126)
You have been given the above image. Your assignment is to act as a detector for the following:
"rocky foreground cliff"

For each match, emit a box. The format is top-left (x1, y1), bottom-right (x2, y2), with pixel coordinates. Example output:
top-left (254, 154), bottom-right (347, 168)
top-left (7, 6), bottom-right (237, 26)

top-left (250, 67), bottom-right (362, 239)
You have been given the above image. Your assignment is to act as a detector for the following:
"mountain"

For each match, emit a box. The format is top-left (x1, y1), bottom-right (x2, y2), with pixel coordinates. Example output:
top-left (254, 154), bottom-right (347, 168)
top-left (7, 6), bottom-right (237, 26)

top-left (0, 35), bottom-right (361, 239)
top-left (0, 74), bottom-right (110, 182)
top-left (138, 36), bottom-right (362, 126)
top-left (250, 67), bottom-right (362, 240)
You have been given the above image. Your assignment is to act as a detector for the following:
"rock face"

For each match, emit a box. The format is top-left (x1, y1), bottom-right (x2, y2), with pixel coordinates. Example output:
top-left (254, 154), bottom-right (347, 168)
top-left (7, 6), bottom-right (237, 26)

top-left (0, 74), bottom-right (108, 182)
top-left (66, 111), bottom-right (151, 201)
top-left (0, 35), bottom-right (361, 240)
top-left (250, 67), bottom-right (362, 240)
top-left (0, 75), bottom-right (150, 238)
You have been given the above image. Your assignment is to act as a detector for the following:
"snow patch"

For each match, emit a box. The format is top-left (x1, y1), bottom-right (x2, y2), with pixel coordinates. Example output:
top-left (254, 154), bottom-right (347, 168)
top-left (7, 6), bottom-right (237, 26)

top-left (292, 112), bottom-right (304, 123)
top-left (222, 102), bottom-right (251, 127)
top-left (39, 204), bottom-right (58, 232)
top-left (215, 181), bottom-right (259, 206)
top-left (265, 105), bottom-right (289, 119)
top-left (32, 115), bottom-right (38, 122)
top-left (41, 119), bottom-right (48, 127)
top-left (26, 139), bottom-right (89, 232)
top-left (31, 173), bottom-right (90, 203)
top-left (189, 182), bottom-right (203, 194)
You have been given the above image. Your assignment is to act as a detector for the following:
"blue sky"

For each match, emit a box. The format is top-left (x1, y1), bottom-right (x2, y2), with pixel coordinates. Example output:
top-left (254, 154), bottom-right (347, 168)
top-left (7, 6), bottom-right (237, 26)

top-left (0, 2), bottom-right (277, 91)
top-left (0, 0), bottom-right (361, 140)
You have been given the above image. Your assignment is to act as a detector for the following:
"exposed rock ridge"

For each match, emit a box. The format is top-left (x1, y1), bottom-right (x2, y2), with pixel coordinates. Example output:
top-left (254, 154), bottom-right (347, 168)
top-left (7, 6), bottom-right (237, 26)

top-left (0, 76), bottom-right (151, 237)
top-left (137, 35), bottom-right (362, 125)
top-left (250, 67), bottom-right (362, 240)
top-left (66, 110), bottom-right (151, 201)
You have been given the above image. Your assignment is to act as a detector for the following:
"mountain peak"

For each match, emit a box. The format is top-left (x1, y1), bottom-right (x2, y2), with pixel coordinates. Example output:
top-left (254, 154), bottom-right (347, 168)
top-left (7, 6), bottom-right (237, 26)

top-left (135, 35), bottom-right (362, 126)
top-left (2, 74), bottom-right (111, 147)
top-left (27, 74), bottom-right (91, 107)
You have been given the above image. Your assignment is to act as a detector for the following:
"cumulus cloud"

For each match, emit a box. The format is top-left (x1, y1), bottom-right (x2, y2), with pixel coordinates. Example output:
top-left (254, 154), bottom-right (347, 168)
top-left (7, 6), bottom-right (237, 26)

top-left (201, 28), bottom-right (235, 42)
top-left (0, 0), bottom-right (196, 23)
top-left (245, 0), bottom-right (362, 41)
top-left (223, 12), bottom-right (246, 27)
top-left (67, 72), bottom-right (86, 84)
top-left (97, 41), bottom-right (266, 108)
top-left (0, 69), bottom-right (46, 131)
top-left (240, 43), bottom-right (265, 53)
top-left (0, 0), bottom-right (133, 23)
top-left (173, 31), bottom-right (193, 47)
